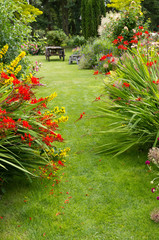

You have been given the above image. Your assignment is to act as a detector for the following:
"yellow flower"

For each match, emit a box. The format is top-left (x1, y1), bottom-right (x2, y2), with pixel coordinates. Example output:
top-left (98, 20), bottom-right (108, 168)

top-left (14, 65), bottom-right (22, 75)
top-left (48, 92), bottom-right (57, 101)
top-left (5, 51), bottom-right (26, 73)
top-left (25, 73), bottom-right (32, 83)
top-left (4, 77), bottom-right (14, 85)
top-left (54, 115), bottom-right (68, 124)
top-left (0, 44), bottom-right (9, 58)
top-left (52, 106), bottom-right (65, 114)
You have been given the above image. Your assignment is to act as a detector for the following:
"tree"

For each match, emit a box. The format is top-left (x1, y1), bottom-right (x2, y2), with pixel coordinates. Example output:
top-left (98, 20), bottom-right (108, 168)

top-left (81, 0), bottom-right (105, 39)
top-left (141, 0), bottom-right (159, 30)
top-left (107, 0), bottom-right (142, 11)
top-left (31, 0), bottom-right (82, 35)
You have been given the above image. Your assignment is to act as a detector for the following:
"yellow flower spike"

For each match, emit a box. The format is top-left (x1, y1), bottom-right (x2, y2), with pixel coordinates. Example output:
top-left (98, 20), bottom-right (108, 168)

top-left (48, 92), bottom-right (57, 101)
top-left (0, 44), bottom-right (9, 58)
top-left (19, 51), bottom-right (26, 59)
top-left (14, 65), bottom-right (22, 75)
top-left (4, 77), bottom-right (14, 85)
top-left (55, 116), bottom-right (69, 124)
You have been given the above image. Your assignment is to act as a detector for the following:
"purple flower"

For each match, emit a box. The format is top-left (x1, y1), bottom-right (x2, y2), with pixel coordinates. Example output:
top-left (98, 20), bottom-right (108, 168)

top-left (145, 160), bottom-right (150, 165)
top-left (157, 196), bottom-right (159, 200)
top-left (151, 188), bottom-right (155, 193)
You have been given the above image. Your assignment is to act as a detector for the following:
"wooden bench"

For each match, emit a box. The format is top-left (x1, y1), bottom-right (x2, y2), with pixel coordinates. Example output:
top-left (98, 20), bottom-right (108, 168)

top-left (69, 54), bottom-right (80, 64)
top-left (45, 46), bottom-right (65, 61)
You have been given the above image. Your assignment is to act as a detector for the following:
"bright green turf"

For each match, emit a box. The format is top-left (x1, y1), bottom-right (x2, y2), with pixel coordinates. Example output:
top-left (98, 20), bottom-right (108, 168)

top-left (0, 49), bottom-right (159, 240)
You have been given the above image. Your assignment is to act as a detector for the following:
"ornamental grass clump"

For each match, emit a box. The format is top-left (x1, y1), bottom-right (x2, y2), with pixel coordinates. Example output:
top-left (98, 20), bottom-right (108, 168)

top-left (95, 40), bottom-right (159, 156)
top-left (0, 45), bottom-right (69, 182)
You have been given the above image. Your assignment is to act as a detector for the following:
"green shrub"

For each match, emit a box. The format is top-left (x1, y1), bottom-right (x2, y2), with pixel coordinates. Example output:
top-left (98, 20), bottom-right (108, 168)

top-left (0, 0), bottom-right (42, 63)
top-left (79, 38), bottom-right (114, 69)
top-left (67, 35), bottom-right (86, 47)
top-left (46, 30), bottom-right (68, 46)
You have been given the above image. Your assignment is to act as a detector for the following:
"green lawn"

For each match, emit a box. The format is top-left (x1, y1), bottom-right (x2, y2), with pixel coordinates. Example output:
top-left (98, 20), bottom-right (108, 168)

top-left (0, 49), bottom-right (159, 240)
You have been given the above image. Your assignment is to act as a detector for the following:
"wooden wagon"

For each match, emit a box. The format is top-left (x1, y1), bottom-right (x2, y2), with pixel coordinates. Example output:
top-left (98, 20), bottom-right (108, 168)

top-left (45, 46), bottom-right (65, 61)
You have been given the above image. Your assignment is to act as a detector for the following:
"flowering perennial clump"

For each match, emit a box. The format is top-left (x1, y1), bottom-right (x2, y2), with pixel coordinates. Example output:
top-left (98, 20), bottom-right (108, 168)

top-left (0, 45), bottom-right (69, 180)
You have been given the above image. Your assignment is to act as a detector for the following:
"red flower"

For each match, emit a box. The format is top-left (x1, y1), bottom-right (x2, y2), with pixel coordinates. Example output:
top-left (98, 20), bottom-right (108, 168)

top-left (22, 120), bottom-right (32, 129)
top-left (1, 72), bottom-right (9, 79)
top-left (0, 108), bottom-right (6, 115)
top-left (99, 55), bottom-right (107, 61)
top-left (122, 82), bottom-right (130, 87)
top-left (118, 45), bottom-right (127, 50)
top-left (145, 31), bottom-right (149, 34)
top-left (56, 134), bottom-right (64, 142)
top-left (135, 32), bottom-right (142, 36)
top-left (58, 160), bottom-right (64, 166)
top-left (118, 35), bottom-right (124, 41)
top-left (139, 26), bottom-right (143, 29)
top-left (93, 70), bottom-right (99, 75)
top-left (105, 72), bottom-right (111, 75)
top-left (31, 76), bottom-right (40, 85)
top-left (130, 39), bottom-right (138, 44)
top-left (96, 96), bottom-right (101, 100)
top-left (112, 39), bottom-right (118, 44)
top-left (136, 97), bottom-right (142, 101)
top-left (21, 136), bottom-right (25, 141)
top-left (123, 41), bottom-right (129, 45)
top-left (146, 62), bottom-right (153, 67)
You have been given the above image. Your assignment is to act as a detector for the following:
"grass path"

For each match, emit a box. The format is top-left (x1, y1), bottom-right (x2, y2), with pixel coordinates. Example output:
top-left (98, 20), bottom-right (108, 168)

top-left (0, 50), bottom-right (159, 239)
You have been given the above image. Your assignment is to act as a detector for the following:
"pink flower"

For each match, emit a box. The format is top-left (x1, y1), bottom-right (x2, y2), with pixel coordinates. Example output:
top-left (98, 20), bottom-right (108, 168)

top-left (145, 160), bottom-right (150, 165)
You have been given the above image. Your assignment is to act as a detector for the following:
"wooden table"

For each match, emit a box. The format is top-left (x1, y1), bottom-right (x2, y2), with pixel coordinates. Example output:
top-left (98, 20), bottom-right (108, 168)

top-left (45, 46), bottom-right (65, 61)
